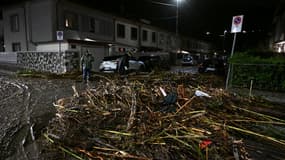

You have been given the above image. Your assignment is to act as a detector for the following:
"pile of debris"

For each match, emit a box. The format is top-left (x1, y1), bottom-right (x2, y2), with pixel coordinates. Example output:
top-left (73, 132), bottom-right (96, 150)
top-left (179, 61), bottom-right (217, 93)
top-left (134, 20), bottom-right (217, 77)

top-left (0, 80), bottom-right (20, 100)
top-left (41, 73), bottom-right (285, 160)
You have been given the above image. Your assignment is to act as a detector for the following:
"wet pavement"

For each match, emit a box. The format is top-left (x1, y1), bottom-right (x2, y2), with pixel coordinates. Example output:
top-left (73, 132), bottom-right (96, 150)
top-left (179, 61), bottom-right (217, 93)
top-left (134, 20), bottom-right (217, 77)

top-left (0, 72), bottom-right (86, 159)
top-left (170, 65), bottom-right (198, 74)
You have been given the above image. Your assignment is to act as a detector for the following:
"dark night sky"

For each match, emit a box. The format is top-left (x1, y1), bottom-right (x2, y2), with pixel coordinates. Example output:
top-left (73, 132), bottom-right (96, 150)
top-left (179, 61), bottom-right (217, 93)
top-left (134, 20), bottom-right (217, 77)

top-left (73, 0), bottom-right (280, 37)
top-left (2, 0), bottom-right (281, 38)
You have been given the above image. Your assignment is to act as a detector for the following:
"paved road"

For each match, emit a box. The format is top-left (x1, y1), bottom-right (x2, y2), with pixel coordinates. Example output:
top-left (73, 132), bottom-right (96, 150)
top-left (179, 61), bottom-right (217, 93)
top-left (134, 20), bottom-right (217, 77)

top-left (170, 65), bottom-right (198, 74)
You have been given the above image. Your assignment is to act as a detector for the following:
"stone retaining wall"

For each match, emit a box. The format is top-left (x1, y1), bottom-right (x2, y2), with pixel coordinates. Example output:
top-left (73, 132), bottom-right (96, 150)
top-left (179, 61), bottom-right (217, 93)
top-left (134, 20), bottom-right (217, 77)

top-left (17, 51), bottom-right (79, 73)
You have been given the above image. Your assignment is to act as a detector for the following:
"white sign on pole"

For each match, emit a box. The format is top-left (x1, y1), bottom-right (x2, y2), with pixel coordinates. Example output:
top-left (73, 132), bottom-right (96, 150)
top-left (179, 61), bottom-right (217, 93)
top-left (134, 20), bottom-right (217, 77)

top-left (56, 31), bottom-right (64, 41)
top-left (231, 15), bottom-right (244, 33)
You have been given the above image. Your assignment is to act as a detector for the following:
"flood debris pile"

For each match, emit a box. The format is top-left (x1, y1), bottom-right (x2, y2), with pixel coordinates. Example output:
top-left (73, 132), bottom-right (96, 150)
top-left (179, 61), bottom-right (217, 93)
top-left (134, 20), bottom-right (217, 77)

top-left (0, 80), bottom-right (20, 100)
top-left (42, 74), bottom-right (285, 160)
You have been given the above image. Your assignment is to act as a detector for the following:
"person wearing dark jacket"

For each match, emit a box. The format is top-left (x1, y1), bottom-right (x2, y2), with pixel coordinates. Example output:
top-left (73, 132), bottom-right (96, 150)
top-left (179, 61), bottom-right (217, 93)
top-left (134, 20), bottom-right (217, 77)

top-left (118, 53), bottom-right (129, 75)
top-left (80, 51), bottom-right (94, 83)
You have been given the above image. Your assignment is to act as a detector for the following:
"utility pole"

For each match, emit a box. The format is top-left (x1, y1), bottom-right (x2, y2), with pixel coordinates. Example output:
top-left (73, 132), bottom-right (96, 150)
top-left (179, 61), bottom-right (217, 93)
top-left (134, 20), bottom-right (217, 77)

top-left (176, 0), bottom-right (179, 36)
top-left (225, 15), bottom-right (244, 90)
top-left (225, 33), bottom-right (237, 90)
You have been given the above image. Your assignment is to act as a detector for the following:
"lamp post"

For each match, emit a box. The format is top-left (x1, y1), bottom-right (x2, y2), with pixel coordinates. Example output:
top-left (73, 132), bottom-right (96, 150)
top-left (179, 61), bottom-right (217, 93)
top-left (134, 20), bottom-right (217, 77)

top-left (175, 0), bottom-right (183, 36)
top-left (175, 0), bottom-right (182, 65)
top-left (223, 30), bottom-right (227, 53)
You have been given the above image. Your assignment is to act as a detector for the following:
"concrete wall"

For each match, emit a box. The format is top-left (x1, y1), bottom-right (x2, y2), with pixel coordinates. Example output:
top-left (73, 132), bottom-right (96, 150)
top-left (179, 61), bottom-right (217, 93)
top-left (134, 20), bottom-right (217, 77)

top-left (140, 27), bottom-right (157, 48)
top-left (2, 1), bottom-right (54, 52)
top-left (157, 32), bottom-right (167, 50)
top-left (115, 20), bottom-right (139, 47)
top-left (17, 51), bottom-right (79, 73)
top-left (3, 6), bottom-right (27, 52)
top-left (273, 12), bottom-right (285, 42)
top-left (30, 0), bottom-right (54, 42)
top-left (37, 41), bottom-right (108, 72)
top-left (36, 42), bottom-right (69, 52)
top-left (168, 34), bottom-right (179, 51)
top-left (57, 1), bottom-right (114, 42)
top-left (0, 52), bottom-right (17, 64)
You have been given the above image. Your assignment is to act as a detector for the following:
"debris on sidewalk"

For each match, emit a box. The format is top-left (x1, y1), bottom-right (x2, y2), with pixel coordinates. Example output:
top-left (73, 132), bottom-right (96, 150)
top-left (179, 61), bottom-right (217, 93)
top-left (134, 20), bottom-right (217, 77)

top-left (195, 90), bottom-right (211, 98)
top-left (41, 73), bottom-right (285, 160)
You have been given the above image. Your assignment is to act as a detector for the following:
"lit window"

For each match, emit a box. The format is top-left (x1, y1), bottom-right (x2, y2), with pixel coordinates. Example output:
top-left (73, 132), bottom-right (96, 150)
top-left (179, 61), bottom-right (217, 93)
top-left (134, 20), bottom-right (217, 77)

top-left (64, 12), bottom-right (78, 30)
top-left (65, 19), bottom-right (69, 27)
top-left (10, 14), bottom-right (19, 32)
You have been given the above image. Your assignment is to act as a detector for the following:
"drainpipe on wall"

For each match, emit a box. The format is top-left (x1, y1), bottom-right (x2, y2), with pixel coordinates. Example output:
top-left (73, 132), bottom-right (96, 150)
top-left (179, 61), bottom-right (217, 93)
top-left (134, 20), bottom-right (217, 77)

top-left (23, 2), bottom-right (30, 51)
top-left (55, 0), bottom-right (60, 38)
top-left (112, 18), bottom-right (116, 56)
top-left (138, 25), bottom-right (142, 51)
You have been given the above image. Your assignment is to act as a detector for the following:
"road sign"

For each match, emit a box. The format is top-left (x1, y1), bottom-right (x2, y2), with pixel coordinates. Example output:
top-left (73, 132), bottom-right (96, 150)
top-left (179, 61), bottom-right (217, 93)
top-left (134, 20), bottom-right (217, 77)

top-left (231, 15), bottom-right (244, 33)
top-left (56, 31), bottom-right (64, 41)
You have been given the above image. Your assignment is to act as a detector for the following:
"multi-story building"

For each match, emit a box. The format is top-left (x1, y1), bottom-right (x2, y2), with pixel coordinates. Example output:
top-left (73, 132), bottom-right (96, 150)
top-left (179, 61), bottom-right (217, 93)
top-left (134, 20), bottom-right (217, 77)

top-left (112, 17), bottom-right (140, 54)
top-left (1, 0), bottom-right (211, 72)
top-left (0, 11), bottom-right (3, 52)
top-left (272, 0), bottom-right (285, 53)
top-left (3, 0), bottom-right (116, 71)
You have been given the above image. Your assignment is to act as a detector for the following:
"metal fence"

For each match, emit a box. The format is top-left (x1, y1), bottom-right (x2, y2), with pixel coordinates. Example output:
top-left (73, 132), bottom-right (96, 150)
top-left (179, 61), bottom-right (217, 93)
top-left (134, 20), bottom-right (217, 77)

top-left (229, 63), bottom-right (285, 92)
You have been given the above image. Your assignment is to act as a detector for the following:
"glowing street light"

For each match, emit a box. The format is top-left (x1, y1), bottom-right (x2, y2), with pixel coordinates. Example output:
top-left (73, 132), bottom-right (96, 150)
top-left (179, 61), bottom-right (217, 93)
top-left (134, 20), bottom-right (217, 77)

top-left (176, 0), bottom-right (183, 36)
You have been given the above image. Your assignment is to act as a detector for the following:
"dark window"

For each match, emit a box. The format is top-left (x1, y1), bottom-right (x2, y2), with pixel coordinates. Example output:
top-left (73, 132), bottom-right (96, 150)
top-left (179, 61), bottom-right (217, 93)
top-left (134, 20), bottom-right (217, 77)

top-left (89, 17), bottom-right (95, 33)
top-left (159, 34), bottom-right (164, 45)
top-left (131, 27), bottom-right (138, 40)
top-left (117, 23), bottom-right (125, 38)
top-left (166, 36), bottom-right (171, 46)
top-left (0, 11), bottom-right (3, 20)
top-left (10, 14), bottom-right (19, 32)
top-left (12, 42), bottom-right (21, 51)
top-left (152, 32), bottom-right (156, 43)
top-left (64, 11), bottom-right (78, 30)
top-left (0, 37), bottom-right (4, 52)
top-left (142, 30), bottom-right (148, 41)
top-left (71, 44), bottom-right (76, 49)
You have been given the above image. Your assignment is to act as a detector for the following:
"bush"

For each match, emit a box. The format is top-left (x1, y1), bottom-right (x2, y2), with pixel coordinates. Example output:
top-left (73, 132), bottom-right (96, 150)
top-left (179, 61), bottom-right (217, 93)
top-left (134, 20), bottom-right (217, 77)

top-left (229, 50), bottom-right (285, 92)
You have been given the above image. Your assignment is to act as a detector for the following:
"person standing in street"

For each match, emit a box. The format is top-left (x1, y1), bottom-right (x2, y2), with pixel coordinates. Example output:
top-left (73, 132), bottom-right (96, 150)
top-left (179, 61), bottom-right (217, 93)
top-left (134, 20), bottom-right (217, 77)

top-left (80, 50), bottom-right (94, 83)
top-left (118, 53), bottom-right (130, 75)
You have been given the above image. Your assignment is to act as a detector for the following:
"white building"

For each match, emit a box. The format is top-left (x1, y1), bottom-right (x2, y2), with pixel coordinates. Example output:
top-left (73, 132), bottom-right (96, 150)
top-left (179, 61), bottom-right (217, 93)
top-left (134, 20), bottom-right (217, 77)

top-left (272, 1), bottom-right (285, 53)
top-left (112, 17), bottom-right (140, 54)
top-left (1, 0), bottom-right (211, 72)
top-left (2, 0), bottom-right (115, 71)
top-left (0, 16), bottom-right (4, 52)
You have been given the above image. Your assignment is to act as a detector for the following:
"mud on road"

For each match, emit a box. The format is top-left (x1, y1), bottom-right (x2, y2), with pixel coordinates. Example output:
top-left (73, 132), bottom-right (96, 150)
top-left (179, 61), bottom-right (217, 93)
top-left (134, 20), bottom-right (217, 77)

top-left (0, 75), bottom-right (84, 159)
top-left (1, 72), bottom-right (285, 160)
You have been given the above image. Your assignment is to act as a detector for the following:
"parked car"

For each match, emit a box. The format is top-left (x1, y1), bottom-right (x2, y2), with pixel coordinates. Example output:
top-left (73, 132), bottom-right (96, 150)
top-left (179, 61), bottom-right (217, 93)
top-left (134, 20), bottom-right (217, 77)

top-left (198, 58), bottom-right (227, 75)
top-left (181, 53), bottom-right (197, 66)
top-left (138, 55), bottom-right (161, 71)
top-left (99, 55), bottom-right (145, 73)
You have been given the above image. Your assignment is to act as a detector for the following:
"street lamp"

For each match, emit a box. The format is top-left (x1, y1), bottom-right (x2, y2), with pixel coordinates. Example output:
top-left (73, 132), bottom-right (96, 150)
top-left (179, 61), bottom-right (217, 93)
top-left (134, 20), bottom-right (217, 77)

top-left (223, 30), bottom-right (227, 53)
top-left (176, 0), bottom-right (183, 36)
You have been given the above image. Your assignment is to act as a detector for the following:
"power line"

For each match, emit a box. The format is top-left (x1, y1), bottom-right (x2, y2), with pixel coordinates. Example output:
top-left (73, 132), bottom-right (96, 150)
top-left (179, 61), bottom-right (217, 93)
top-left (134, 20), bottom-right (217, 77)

top-left (150, 0), bottom-right (176, 7)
